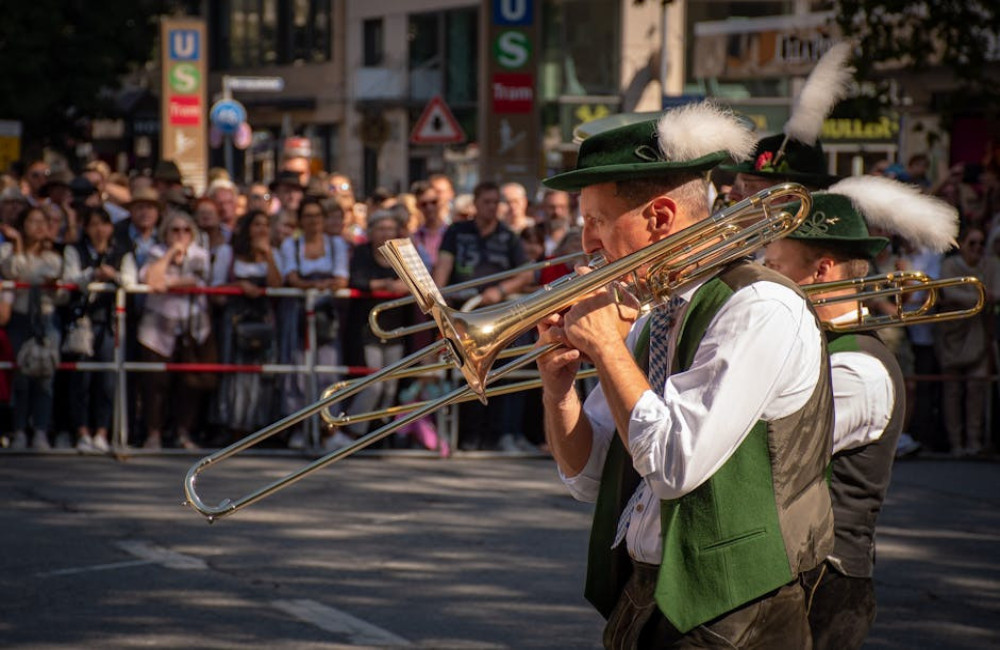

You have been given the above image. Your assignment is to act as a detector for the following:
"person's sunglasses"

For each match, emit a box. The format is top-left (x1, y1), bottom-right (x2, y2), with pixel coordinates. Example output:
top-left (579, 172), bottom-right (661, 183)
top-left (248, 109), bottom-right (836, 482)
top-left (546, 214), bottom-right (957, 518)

top-left (171, 226), bottom-right (192, 233)
top-left (418, 200), bottom-right (438, 208)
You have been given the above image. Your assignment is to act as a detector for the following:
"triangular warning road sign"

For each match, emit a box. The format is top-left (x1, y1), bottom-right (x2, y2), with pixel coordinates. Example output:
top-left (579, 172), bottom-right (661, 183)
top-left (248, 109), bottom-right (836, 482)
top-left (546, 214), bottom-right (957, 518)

top-left (410, 95), bottom-right (466, 145)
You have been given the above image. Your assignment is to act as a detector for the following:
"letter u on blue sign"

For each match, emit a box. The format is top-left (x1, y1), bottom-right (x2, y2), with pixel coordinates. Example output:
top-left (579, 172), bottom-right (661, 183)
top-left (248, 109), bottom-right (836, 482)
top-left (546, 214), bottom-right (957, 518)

top-left (169, 30), bottom-right (200, 61)
top-left (493, 0), bottom-right (533, 26)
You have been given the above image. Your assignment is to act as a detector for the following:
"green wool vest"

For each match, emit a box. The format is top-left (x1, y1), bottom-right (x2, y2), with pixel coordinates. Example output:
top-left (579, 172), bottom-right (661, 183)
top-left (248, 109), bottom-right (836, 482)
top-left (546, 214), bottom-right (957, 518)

top-left (585, 263), bottom-right (835, 633)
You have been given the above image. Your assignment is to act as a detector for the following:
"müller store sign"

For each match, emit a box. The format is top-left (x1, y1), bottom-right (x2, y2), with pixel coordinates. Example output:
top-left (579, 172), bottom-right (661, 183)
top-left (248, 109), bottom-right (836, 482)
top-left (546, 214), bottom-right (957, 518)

top-left (693, 12), bottom-right (841, 80)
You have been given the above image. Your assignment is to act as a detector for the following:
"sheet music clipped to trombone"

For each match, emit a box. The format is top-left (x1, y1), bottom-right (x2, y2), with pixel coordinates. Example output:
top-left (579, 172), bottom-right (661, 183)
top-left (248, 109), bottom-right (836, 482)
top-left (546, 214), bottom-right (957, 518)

top-left (379, 238), bottom-right (446, 314)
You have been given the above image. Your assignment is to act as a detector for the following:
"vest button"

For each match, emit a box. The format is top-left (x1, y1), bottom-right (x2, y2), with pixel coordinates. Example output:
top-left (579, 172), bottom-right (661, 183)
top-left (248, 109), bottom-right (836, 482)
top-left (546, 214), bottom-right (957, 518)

top-left (635, 503), bottom-right (644, 513)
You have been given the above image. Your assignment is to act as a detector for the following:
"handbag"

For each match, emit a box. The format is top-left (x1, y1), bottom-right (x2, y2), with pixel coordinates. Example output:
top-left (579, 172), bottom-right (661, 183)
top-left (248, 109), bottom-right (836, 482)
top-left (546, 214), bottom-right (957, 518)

top-left (313, 296), bottom-right (340, 345)
top-left (63, 291), bottom-right (96, 357)
top-left (17, 337), bottom-right (59, 379)
top-left (234, 320), bottom-right (274, 354)
top-left (18, 286), bottom-right (59, 379)
top-left (179, 295), bottom-right (219, 391)
top-left (62, 314), bottom-right (95, 357)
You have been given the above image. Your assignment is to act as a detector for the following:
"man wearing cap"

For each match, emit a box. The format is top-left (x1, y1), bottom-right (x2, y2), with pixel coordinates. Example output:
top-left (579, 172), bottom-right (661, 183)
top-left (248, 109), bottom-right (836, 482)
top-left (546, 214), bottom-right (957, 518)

top-left (270, 170), bottom-right (305, 217)
top-left (152, 160), bottom-right (184, 196)
top-left (763, 177), bottom-right (958, 650)
top-left (114, 187), bottom-right (162, 271)
top-left (536, 102), bottom-right (834, 647)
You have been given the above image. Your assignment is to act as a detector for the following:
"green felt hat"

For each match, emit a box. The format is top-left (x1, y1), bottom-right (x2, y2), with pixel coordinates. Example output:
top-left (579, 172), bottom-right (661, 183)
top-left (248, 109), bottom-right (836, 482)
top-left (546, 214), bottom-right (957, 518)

top-left (719, 134), bottom-right (840, 188)
top-left (787, 192), bottom-right (889, 259)
top-left (543, 103), bottom-right (755, 192)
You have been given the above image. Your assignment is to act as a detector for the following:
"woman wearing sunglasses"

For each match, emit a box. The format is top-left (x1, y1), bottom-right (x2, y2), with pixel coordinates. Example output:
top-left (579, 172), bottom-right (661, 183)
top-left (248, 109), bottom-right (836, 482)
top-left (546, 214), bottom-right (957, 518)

top-left (136, 213), bottom-right (213, 450)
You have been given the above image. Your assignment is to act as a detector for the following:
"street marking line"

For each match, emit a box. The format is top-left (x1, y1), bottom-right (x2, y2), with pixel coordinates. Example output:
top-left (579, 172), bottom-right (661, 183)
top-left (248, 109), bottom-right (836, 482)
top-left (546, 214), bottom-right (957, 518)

top-left (272, 598), bottom-right (412, 646)
top-left (36, 558), bottom-right (155, 578)
top-left (115, 540), bottom-right (208, 570)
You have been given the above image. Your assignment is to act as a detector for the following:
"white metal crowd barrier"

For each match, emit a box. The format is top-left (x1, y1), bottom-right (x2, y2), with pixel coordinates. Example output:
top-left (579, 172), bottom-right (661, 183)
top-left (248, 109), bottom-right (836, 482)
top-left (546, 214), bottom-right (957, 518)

top-left (0, 281), bottom-right (480, 455)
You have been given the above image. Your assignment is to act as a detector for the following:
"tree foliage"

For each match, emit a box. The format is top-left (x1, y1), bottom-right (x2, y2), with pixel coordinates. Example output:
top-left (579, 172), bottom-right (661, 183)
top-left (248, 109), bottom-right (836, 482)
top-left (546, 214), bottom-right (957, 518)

top-left (836, 0), bottom-right (1000, 87)
top-left (0, 0), bottom-right (163, 152)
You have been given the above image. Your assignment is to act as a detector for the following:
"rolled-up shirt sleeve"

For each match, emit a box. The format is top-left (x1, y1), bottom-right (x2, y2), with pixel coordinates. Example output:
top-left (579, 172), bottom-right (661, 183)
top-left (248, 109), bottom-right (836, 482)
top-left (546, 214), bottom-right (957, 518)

top-left (627, 281), bottom-right (823, 501)
top-left (830, 351), bottom-right (894, 454)
top-left (559, 316), bottom-right (650, 502)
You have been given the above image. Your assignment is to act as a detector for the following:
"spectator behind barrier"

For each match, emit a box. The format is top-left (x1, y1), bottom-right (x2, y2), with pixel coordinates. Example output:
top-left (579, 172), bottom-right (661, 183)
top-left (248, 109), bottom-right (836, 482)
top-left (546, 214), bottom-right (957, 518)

top-left (209, 210), bottom-right (283, 443)
top-left (61, 206), bottom-right (127, 453)
top-left (0, 205), bottom-right (65, 450)
top-left (330, 210), bottom-right (411, 450)
top-left (935, 226), bottom-right (991, 457)
top-left (136, 212), bottom-right (213, 451)
top-left (279, 197), bottom-right (349, 449)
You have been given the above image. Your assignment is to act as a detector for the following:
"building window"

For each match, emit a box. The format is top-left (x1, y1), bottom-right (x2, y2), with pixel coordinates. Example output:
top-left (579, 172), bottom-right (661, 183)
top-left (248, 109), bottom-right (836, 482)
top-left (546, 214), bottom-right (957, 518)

top-left (540, 0), bottom-right (620, 99)
top-left (363, 18), bottom-right (385, 67)
top-left (221, 0), bottom-right (329, 68)
top-left (408, 7), bottom-right (478, 106)
top-left (292, 0), bottom-right (331, 64)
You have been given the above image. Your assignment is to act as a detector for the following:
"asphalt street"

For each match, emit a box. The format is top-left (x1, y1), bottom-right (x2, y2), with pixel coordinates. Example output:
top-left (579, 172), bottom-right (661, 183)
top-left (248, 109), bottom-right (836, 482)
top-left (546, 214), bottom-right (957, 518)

top-left (0, 451), bottom-right (997, 649)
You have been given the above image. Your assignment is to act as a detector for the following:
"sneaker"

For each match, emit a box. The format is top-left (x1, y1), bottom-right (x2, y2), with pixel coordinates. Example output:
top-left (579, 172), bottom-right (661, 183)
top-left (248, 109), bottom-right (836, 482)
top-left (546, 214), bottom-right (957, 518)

top-left (91, 435), bottom-right (110, 453)
top-left (142, 433), bottom-right (162, 450)
top-left (76, 434), bottom-right (95, 452)
top-left (11, 431), bottom-right (28, 450)
top-left (176, 432), bottom-right (200, 451)
top-left (54, 432), bottom-right (73, 450)
top-left (32, 431), bottom-right (51, 451)
top-left (895, 433), bottom-right (922, 459)
top-left (322, 430), bottom-right (355, 452)
top-left (498, 433), bottom-right (521, 452)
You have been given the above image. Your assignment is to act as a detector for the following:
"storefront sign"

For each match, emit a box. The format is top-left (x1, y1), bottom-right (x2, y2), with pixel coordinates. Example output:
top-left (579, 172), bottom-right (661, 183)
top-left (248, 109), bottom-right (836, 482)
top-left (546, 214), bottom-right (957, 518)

top-left (160, 18), bottom-right (207, 195)
top-left (693, 12), bottom-right (842, 80)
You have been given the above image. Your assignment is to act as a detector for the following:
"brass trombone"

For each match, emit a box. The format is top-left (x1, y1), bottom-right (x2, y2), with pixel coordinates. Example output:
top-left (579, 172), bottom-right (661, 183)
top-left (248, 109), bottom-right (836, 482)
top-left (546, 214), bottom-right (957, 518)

top-left (368, 251), bottom-right (587, 340)
top-left (183, 182), bottom-right (812, 521)
top-left (805, 270), bottom-right (987, 332)
top-left (321, 272), bottom-right (988, 429)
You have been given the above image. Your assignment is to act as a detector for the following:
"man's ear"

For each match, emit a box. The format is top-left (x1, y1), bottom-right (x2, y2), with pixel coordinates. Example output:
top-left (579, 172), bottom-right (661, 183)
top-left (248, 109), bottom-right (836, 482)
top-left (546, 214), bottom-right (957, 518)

top-left (814, 257), bottom-right (837, 282)
top-left (646, 195), bottom-right (678, 234)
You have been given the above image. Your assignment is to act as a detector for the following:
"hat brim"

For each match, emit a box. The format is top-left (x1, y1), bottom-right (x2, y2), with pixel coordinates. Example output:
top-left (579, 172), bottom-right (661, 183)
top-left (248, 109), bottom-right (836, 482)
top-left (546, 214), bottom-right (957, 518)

top-left (543, 152), bottom-right (727, 192)
top-left (125, 198), bottom-right (162, 209)
top-left (717, 162), bottom-right (841, 189)
top-left (269, 179), bottom-right (306, 192)
top-left (787, 232), bottom-right (890, 259)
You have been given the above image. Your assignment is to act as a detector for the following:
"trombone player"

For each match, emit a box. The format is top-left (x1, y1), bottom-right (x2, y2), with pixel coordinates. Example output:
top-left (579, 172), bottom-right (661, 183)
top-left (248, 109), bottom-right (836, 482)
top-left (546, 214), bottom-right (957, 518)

top-left (763, 176), bottom-right (960, 650)
top-left (536, 101), bottom-right (835, 648)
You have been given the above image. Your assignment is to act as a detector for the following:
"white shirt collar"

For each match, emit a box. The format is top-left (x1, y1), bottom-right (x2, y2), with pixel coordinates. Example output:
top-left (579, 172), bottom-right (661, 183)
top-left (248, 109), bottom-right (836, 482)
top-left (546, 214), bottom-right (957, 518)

top-left (827, 306), bottom-right (870, 327)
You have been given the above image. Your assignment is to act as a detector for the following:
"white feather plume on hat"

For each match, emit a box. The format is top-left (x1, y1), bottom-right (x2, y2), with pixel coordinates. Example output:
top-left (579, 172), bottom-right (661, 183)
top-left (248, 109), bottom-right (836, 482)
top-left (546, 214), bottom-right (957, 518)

top-left (657, 102), bottom-right (756, 164)
top-left (828, 176), bottom-right (959, 253)
top-left (783, 42), bottom-right (855, 146)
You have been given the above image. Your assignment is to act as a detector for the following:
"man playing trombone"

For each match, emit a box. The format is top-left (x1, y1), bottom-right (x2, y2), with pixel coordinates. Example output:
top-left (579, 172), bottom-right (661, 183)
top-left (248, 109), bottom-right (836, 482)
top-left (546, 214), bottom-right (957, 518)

top-left (763, 176), bottom-right (960, 650)
top-left (536, 102), bottom-right (835, 648)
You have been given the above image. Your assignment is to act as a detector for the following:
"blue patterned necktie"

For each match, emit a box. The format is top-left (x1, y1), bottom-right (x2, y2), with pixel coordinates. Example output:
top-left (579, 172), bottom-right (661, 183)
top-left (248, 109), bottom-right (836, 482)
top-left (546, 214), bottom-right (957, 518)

top-left (612, 295), bottom-right (685, 550)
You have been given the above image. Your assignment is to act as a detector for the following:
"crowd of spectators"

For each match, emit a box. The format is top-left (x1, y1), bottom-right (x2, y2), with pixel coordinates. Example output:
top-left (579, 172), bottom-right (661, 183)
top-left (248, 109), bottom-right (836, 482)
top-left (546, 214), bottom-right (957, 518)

top-left (860, 149), bottom-right (1000, 458)
top-left (0, 155), bottom-right (585, 454)
top-left (2, 143), bottom-right (998, 458)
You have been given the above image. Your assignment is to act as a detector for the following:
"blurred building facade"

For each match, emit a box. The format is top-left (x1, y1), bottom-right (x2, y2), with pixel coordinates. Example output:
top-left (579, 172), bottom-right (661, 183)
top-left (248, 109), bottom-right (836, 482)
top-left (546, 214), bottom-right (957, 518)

top-left (82, 1), bottom-right (998, 195)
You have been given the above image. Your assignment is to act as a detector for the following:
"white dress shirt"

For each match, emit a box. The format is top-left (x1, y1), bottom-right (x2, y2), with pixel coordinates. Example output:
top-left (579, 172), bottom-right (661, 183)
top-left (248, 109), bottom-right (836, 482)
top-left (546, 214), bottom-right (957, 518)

top-left (561, 277), bottom-right (824, 564)
top-left (826, 311), bottom-right (895, 455)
